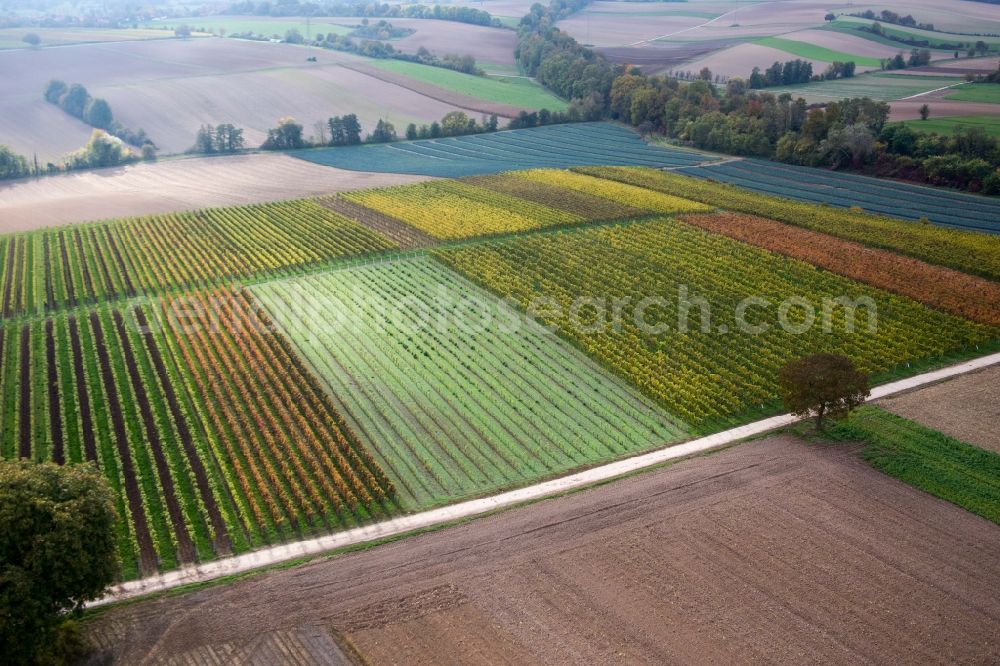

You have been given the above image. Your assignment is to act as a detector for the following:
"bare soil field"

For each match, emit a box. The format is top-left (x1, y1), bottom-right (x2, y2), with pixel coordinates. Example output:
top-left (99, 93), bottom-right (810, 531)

top-left (382, 18), bottom-right (517, 68)
top-left (891, 100), bottom-right (1000, 120)
top-left (446, 0), bottom-right (540, 20)
top-left (0, 37), bottom-right (494, 159)
top-left (601, 40), bottom-right (736, 74)
top-left (85, 435), bottom-right (1000, 665)
top-left (559, 11), bottom-right (707, 47)
top-left (908, 56), bottom-right (1000, 75)
top-left (684, 42), bottom-right (833, 79)
top-left (878, 365), bottom-right (1000, 453)
top-left (338, 61), bottom-right (524, 117)
top-left (0, 153), bottom-right (430, 231)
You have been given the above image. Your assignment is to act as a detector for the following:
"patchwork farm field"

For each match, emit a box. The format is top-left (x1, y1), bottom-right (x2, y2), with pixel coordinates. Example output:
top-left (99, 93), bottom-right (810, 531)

top-left (0, 293), bottom-right (397, 579)
top-left (342, 174), bottom-right (707, 239)
top-left (0, 199), bottom-right (396, 319)
top-left (298, 122), bottom-right (714, 177)
top-left (0, 37), bottom-right (540, 159)
top-left (2, 142), bottom-right (999, 583)
top-left (252, 257), bottom-right (687, 508)
top-left (436, 217), bottom-right (996, 428)
top-left (761, 72), bottom-right (966, 103)
top-left (578, 167), bottom-right (1000, 279)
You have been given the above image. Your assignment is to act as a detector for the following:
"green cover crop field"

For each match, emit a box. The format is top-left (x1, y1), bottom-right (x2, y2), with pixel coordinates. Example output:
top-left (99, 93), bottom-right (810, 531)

top-left (366, 59), bottom-right (568, 110)
top-left (252, 257), bottom-right (687, 508)
top-left (754, 37), bottom-right (883, 67)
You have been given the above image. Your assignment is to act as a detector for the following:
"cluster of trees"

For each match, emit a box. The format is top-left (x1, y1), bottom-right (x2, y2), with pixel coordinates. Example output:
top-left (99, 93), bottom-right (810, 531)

top-left (1, 129), bottom-right (143, 182)
top-left (350, 18), bottom-right (413, 40)
top-left (261, 110), bottom-right (505, 151)
top-left (860, 21), bottom-right (992, 54)
top-left (513, 0), bottom-right (998, 193)
top-left (880, 48), bottom-right (932, 70)
top-left (43, 80), bottom-right (154, 151)
top-left (405, 111), bottom-right (500, 139)
top-left (191, 124), bottom-right (246, 154)
top-left (224, 0), bottom-right (501, 27)
top-left (749, 60), bottom-right (814, 88)
top-left (849, 9), bottom-right (935, 31)
top-left (1, 460), bottom-right (118, 665)
top-left (65, 130), bottom-right (143, 169)
top-left (314, 32), bottom-right (484, 75)
top-left (878, 123), bottom-right (1000, 192)
top-left (0, 145), bottom-right (31, 180)
top-left (748, 59), bottom-right (857, 89)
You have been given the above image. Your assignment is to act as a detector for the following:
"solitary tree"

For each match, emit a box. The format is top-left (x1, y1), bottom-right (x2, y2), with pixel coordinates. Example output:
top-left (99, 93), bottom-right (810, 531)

top-left (778, 353), bottom-right (870, 430)
top-left (0, 460), bottom-right (118, 664)
top-left (174, 24), bottom-right (192, 38)
top-left (22, 32), bottom-right (41, 47)
top-left (919, 103), bottom-right (930, 120)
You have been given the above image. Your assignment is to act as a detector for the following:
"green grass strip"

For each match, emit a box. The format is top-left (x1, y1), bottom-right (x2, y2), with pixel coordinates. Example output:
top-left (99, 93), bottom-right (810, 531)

top-left (831, 406), bottom-right (1000, 524)
top-left (754, 36), bottom-right (883, 67)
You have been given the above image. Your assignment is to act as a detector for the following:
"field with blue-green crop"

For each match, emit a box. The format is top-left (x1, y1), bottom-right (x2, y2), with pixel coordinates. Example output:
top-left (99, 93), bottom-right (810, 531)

top-left (296, 122), bottom-right (714, 177)
top-left (677, 159), bottom-right (1000, 233)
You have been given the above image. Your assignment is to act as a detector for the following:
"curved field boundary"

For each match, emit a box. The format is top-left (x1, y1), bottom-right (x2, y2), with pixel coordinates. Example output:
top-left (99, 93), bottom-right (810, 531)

top-left (96, 351), bottom-right (1000, 604)
top-left (338, 61), bottom-right (524, 118)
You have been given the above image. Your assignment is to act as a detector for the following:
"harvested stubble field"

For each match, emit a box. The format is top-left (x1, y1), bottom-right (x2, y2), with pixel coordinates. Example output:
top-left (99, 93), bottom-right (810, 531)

top-left (878, 365), bottom-right (1000, 454)
top-left (0, 37), bottom-right (515, 159)
top-left (375, 18), bottom-right (518, 69)
top-left (0, 153), bottom-right (432, 232)
top-left (85, 435), bottom-right (1000, 664)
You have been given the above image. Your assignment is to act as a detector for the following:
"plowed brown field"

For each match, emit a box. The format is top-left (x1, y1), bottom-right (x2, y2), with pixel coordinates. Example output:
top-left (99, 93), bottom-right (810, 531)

top-left (86, 435), bottom-right (1000, 665)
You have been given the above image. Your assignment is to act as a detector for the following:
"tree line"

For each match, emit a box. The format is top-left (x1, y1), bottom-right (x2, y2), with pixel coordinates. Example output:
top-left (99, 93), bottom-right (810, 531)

top-left (224, 0), bottom-right (501, 28)
top-left (43, 80), bottom-right (155, 153)
top-left (512, 0), bottom-right (999, 193)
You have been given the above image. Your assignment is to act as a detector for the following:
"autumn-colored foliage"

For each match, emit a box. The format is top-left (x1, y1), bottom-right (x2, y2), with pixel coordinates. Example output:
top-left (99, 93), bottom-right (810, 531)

top-left (681, 212), bottom-right (1000, 327)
